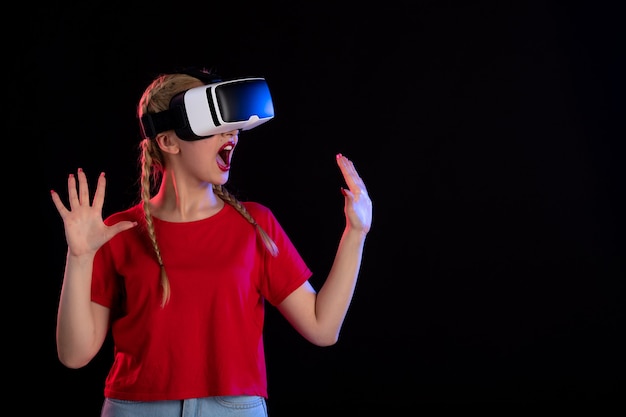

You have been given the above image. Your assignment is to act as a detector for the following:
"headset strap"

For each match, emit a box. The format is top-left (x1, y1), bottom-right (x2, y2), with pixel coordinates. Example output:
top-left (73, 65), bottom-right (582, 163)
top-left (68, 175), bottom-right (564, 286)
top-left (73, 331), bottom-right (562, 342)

top-left (139, 106), bottom-right (186, 139)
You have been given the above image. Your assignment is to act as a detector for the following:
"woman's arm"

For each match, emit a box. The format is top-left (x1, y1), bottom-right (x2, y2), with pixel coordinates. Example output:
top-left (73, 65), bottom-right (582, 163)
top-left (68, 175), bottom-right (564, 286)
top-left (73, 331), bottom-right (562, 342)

top-left (56, 251), bottom-right (111, 368)
top-left (51, 169), bottom-right (136, 367)
top-left (277, 154), bottom-right (372, 346)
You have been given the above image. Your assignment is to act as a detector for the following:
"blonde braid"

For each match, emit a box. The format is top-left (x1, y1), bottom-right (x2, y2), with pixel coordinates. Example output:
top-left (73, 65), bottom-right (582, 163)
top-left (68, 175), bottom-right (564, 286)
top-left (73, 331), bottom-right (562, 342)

top-left (213, 184), bottom-right (279, 257)
top-left (139, 139), bottom-right (170, 307)
top-left (136, 73), bottom-right (201, 307)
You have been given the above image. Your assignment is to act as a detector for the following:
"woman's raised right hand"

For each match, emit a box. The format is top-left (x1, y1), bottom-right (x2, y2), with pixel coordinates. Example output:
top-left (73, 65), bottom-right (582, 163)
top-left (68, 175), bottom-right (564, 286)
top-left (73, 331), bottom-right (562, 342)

top-left (51, 168), bottom-right (137, 257)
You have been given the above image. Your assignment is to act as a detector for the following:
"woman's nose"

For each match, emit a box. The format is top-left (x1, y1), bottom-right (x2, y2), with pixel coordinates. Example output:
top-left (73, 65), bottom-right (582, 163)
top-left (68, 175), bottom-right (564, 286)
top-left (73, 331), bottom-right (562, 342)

top-left (221, 129), bottom-right (240, 138)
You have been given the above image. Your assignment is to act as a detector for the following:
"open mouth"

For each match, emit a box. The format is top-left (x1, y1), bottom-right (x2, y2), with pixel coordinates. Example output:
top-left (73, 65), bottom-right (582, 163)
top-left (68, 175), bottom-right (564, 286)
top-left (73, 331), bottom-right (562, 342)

top-left (217, 141), bottom-right (235, 171)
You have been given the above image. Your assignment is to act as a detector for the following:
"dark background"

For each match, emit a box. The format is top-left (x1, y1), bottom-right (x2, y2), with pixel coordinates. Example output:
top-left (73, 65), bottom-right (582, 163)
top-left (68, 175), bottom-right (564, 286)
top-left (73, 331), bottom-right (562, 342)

top-left (26, 0), bottom-right (624, 414)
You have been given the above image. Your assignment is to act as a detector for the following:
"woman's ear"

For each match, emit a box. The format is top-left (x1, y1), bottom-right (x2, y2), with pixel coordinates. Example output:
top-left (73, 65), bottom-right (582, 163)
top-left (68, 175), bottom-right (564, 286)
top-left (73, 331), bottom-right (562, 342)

top-left (155, 132), bottom-right (180, 155)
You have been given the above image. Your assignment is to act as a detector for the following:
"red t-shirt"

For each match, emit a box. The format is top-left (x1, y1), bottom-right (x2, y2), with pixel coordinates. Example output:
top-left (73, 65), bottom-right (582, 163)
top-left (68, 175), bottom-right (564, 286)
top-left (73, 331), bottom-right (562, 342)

top-left (91, 201), bottom-right (312, 401)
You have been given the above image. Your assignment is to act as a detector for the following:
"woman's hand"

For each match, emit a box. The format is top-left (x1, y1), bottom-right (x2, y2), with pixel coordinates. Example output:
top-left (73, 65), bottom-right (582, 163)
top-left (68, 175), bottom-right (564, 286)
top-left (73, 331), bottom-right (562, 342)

top-left (51, 168), bottom-right (136, 257)
top-left (336, 154), bottom-right (372, 234)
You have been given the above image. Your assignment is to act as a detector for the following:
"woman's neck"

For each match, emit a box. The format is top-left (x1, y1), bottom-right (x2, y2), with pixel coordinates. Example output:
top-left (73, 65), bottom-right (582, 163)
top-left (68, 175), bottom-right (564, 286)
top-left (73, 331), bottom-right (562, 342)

top-left (149, 176), bottom-right (224, 222)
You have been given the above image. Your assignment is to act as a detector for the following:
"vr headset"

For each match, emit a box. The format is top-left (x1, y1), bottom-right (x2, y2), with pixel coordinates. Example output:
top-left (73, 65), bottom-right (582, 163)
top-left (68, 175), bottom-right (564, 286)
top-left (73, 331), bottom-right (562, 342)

top-left (140, 77), bottom-right (275, 141)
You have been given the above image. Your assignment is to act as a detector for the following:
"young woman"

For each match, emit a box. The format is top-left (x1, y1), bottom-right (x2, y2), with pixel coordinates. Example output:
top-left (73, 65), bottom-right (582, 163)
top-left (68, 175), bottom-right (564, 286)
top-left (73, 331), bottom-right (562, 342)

top-left (51, 69), bottom-right (372, 416)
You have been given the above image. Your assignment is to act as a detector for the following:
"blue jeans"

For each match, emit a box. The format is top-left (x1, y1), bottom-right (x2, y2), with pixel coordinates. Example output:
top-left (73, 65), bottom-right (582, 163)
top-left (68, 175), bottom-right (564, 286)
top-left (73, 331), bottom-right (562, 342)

top-left (101, 396), bottom-right (268, 417)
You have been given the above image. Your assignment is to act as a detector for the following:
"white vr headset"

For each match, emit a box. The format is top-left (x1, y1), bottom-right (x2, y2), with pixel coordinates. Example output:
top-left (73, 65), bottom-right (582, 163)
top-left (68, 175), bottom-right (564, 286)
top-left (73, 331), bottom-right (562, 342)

top-left (140, 77), bottom-right (275, 141)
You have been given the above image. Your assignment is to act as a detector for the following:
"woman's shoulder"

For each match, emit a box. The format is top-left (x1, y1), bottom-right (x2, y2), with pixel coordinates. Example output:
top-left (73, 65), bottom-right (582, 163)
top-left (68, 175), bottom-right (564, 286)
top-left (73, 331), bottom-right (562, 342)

top-left (103, 202), bottom-right (143, 226)
top-left (242, 201), bottom-right (271, 215)
top-left (241, 201), bottom-right (279, 226)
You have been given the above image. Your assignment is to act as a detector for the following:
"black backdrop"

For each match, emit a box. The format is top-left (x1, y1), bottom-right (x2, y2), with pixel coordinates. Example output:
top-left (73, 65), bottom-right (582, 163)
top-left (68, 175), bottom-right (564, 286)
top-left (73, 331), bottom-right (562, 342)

top-left (27, 0), bottom-right (624, 414)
